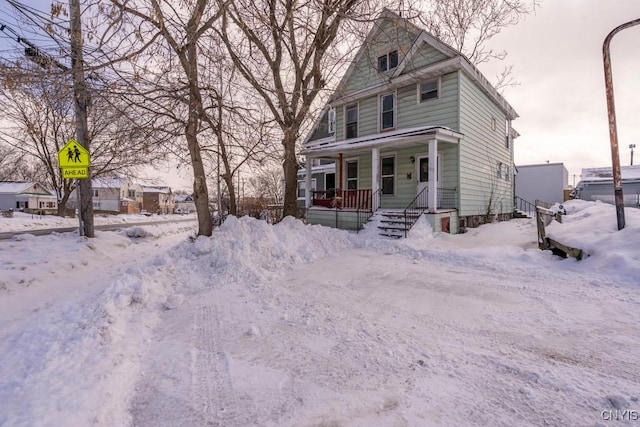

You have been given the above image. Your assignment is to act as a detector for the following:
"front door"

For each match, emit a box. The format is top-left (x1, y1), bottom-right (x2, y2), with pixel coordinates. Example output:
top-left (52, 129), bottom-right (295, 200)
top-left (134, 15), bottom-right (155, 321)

top-left (416, 154), bottom-right (441, 207)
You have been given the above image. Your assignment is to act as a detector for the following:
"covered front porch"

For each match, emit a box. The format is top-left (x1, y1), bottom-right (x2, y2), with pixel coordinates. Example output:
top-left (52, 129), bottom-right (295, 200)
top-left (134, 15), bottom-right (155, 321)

top-left (302, 126), bottom-right (462, 234)
top-left (300, 126), bottom-right (463, 232)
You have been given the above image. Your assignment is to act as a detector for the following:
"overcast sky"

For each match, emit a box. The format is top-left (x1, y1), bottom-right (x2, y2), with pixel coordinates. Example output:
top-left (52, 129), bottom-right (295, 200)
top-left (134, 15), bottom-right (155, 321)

top-left (481, 0), bottom-right (640, 186)
top-left (1, 1), bottom-right (639, 190)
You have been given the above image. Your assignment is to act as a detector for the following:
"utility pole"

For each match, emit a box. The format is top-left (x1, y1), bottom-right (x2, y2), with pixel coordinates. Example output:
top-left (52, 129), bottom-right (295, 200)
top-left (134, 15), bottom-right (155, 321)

top-left (70, 0), bottom-right (94, 237)
top-left (630, 144), bottom-right (636, 166)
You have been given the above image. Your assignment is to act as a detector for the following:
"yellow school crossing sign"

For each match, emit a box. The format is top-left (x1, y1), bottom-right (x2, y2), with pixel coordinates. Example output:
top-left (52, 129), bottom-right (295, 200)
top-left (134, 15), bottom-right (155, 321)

top-left (58, 139), bottom-right (90, 179)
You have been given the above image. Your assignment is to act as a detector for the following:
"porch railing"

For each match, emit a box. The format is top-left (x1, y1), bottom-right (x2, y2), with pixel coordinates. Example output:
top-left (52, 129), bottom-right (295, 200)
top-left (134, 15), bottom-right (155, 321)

top-left (311, 188), bottom-right (373, 210)
top-left (356, 189), bottom-right (381, 232)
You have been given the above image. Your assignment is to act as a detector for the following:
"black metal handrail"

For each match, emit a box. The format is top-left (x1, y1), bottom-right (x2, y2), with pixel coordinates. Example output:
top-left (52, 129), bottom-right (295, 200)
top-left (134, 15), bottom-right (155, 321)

top-left (402, 187), bottom-right (458, 237)
top-left (403, 187), bottom-right (429, 237)
top-left (514, 196), bottom-right (536, 217)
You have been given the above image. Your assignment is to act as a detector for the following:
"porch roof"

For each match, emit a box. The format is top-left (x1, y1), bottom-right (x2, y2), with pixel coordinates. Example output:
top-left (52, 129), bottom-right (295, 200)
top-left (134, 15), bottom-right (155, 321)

top-left (300, 126), bottom-right (463, 158)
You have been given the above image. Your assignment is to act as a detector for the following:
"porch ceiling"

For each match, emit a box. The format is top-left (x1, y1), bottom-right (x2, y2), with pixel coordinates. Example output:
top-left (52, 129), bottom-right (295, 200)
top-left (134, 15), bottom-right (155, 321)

top-left (300, 126), bottom-right (463, 158)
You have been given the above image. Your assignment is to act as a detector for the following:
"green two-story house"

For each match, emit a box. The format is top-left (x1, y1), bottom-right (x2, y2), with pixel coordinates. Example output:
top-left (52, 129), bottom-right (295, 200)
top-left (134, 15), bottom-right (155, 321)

top-left (300, 9), bottom-right (519, 235)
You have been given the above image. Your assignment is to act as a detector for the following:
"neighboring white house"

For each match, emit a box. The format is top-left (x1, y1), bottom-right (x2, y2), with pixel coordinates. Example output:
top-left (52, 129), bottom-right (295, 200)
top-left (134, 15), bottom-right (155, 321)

top-left (515, 163), bottom-right (569, 205)
top-left (576, 165), bottom-right (640, 207)
top-left (0, 182), bottom-right (58, 214)
top-left (174, 194), bottom-right (196, 214)
top-left (88, 177), bottom-right (143, 214)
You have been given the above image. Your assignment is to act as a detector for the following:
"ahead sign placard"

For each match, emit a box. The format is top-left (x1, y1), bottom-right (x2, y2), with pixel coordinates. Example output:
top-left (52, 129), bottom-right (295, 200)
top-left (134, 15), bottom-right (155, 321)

top-left (58, 139), bottom-right (90, 168)
top-left (62, 168), bottom-right (88, 178)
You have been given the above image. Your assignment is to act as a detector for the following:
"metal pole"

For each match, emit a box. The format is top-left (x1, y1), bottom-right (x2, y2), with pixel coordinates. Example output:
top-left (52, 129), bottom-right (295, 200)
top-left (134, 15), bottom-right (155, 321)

top-left (630, 144), bottom-right (636, 165)
top-left (70, 0), bottom-right (94, 237)
top-left (602, 18), bottom-right (640, 230)
top-left (75, 180), bottom-right (83, 236)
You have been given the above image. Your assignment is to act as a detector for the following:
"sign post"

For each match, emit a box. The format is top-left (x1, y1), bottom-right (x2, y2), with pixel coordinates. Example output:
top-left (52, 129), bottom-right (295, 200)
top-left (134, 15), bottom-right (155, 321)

top-left (58, 139), bottom-right (91, 236)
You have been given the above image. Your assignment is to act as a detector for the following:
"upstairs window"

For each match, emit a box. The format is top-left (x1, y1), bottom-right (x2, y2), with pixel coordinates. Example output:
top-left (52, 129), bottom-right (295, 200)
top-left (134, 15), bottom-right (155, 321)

top-left (378, 50), bottom-right (399, 72)
top-left (345, 104), bottom-right (358, 139)
top-left (327, 108), bottom-right (336, 134)
top-left (420, 78), bottom-right (439, 102)
top-left (380, 93), bottom-right (395, 130)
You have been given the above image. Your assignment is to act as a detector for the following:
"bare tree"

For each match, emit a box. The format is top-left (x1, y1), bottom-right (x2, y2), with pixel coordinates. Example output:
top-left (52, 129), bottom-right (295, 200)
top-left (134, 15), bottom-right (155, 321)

top-left (0, 61), bottom-right (166, 215)
top-left (247, 162), bottom-right (285, 206)
top-left (96, 0), bottom-right (228, 236)
top-left (216, 0), bottom-right (370, 217)
top-left (419, 0), bottom-right (539, 90)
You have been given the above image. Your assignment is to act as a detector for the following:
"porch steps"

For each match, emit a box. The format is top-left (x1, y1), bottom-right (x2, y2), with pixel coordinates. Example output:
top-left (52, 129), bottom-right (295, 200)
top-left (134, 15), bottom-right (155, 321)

top-left (513, 209), bottom-right (530, 219)
top-left (374, 210), bottom-right (423, 239)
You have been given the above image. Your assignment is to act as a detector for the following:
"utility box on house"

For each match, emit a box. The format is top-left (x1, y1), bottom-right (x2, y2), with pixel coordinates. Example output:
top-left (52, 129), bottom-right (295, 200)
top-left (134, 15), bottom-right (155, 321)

top-left (516, 163), bottom-right (569, 205)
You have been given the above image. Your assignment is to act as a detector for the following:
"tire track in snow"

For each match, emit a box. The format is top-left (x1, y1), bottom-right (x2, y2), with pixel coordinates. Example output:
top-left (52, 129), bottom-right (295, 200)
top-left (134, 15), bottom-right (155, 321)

top-left (192, 305), bottom-right (257, 426)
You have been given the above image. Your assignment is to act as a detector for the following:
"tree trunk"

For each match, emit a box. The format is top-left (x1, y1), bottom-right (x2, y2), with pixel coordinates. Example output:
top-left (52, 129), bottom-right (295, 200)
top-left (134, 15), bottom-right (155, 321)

top-left (223, 174), bottom-right (236, 216)
top-left (282, 128), bottom-right (299, 217)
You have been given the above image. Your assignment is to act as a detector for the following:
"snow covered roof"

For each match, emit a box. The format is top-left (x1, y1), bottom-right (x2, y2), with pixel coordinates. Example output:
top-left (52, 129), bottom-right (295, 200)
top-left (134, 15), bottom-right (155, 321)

top-left (580, 165), bottom-right (640, 182)
top-left (174, 194), bottom-right (194, 203)
top-left (92, 177), bottom-right (129, 188)
top-left (142, 186), bottom-right (172, 194)
top-left (0, 182), bottom-right (54, 196)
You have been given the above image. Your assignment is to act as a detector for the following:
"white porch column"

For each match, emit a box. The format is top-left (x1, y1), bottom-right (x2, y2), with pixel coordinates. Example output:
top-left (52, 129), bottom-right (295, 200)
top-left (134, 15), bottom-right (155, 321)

top-left (304, 157), bottom-right (312, 209)
top-left (371, 147), bottom-right (380, 210)
top-left (428, 139), bottom-right (438, 213)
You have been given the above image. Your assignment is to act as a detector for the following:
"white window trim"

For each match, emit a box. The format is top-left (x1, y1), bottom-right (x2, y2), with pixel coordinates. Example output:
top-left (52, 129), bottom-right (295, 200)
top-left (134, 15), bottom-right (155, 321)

top-left (345, 158), bottom-right (359, 190)
top-left (417, 77), bottom-right (441, 104)
top-left (344, 103), bottom-right (359, 140)
top-left (380, 153), bottom-right (397, 196)
top-left (297, 178), bottom-right (317, 200)
top-left (327, 108), bottom-right (336, 134)
top-left (377, 50), bottom-right (398, 73)
top-left (378, 92), bottom-right (396, 132)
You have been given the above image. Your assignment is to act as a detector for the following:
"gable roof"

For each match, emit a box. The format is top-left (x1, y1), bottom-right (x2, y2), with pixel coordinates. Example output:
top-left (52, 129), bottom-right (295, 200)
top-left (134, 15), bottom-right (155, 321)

top-left (328, 8), bottom-right (517, 119)
top-left (92, 177), bottom-right (129, 189)
top-left (0, 181), bottom-right (54, 196)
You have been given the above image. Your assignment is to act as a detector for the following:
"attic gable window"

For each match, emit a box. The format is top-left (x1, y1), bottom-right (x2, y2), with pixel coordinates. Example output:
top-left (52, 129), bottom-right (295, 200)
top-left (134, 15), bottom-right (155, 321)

top-left (378, 50), bottom-right (398, 72)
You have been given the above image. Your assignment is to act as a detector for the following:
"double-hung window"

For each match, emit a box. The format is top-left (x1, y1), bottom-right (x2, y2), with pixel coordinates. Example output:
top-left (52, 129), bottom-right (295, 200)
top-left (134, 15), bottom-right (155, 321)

top-left (378, 50), bottom-right (398, 72)
top-left (346, 160), bottom-right (358, 190)
top-left (381, 156), bottom-right (395, 195)
top-left (380, 93), bottom-right (395, 130)
top-left (496, 161), bottom-right (503, 179)
top-left (420, 78), bottom-right (439, 102)
top-left (346, 104), bottom-right (358, 139)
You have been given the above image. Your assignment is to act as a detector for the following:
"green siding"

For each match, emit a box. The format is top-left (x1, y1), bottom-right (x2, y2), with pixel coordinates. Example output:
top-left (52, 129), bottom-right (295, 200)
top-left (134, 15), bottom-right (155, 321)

top-left (397, 72), bottom-right (459, 130)
top-left (306, 209), bottom-right (366, 231)
top-left (402, 43), bottom-right (450, 73)
top-left (339, 146), bottom-right (458, 210)
top-left (343, 19), bottom-right (418, 94)
top-left (458, 72), bottom-right (513, 217)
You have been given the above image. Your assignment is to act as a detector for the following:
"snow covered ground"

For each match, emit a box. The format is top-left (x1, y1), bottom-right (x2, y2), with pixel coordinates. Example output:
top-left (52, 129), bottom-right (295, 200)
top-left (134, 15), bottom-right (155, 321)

top-left (0, 200), bottom-right (638, 426)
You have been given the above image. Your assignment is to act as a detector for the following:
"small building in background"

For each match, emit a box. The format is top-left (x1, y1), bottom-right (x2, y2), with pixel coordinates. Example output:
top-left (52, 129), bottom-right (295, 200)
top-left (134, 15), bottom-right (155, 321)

top-left (576, 165), bottom-right (640, 207)
top-left (515, 163), bottom-right (569, 205)
top-left (91, 177), bottom-right (143, 214)
top-left (174, 194), bottom-right (195, 214)
top-left (142, 186), bottom-right (175, 214)
top-left (0, 182), bottom-right (58, 214)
